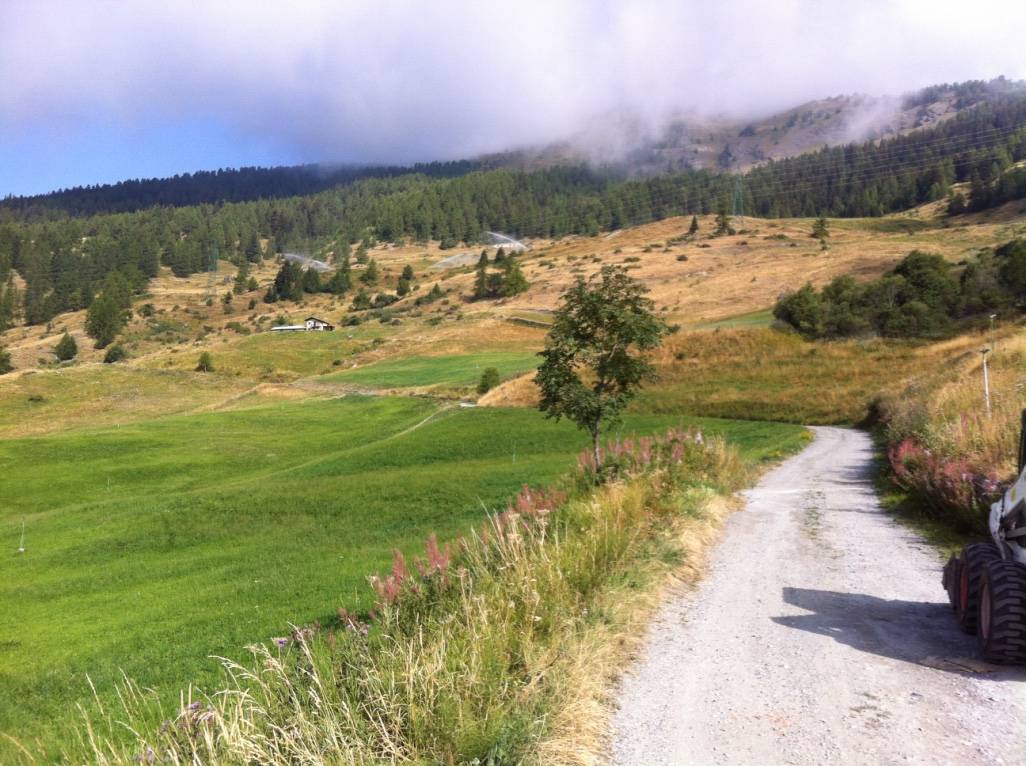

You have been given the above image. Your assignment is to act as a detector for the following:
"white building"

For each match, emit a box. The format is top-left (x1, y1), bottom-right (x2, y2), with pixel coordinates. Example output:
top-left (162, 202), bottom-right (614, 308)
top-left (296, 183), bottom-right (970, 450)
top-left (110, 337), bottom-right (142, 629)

top-left (271, 316), bottom-right (335, 332)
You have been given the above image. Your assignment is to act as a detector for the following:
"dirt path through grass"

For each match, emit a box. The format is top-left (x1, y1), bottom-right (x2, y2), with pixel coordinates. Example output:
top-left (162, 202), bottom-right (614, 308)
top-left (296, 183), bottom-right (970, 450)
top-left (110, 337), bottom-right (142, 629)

top-left (610, 427), bottom-right (1026, 765)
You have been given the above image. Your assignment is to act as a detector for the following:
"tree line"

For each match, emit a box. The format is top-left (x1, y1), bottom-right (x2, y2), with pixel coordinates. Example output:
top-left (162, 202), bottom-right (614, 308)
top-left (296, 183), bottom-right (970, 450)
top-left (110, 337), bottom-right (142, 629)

top-left (774, 240), bottom-right (1026, 339)
top-left (2, 90), bottom-right (1026, 333)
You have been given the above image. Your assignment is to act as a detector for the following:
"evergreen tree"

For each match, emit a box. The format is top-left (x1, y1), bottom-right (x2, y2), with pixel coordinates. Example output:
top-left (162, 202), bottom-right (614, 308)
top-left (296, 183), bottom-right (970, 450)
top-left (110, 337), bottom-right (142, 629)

top-left (103, 344), bottom-right (127, 363)
top-left (359, 259), bottom-right (379, 285)
top-left (351, 287), bottom-right (372, 310)
top-left (271, 260), bottom-right (304, 302)
top-left (689, 215), bottom-right (699, 235)
top-left (334, 238), bottom-right (351, 264)
top-left (477, 367), bottom-right (500, 394)
top-left (811, 216), bottom-right (830, 239)
top-left (0, 277), bottom-right (16, 332)
top-left (234, 260), bottom-right (250, 294)
top-left (326, 266), bottom-right (351, 295)
top-left (947, 191), bottom-right (968, 215)
top-left (302, 268), bottom-right (322, 294)
top-left (396, 277), bottom-right (411, 296)
top-left (473, 256), bottom-right (490, 300)
top-left (244, 231), bottom-right (262, 262)
top-left (54, 332), bottom-right (78, 361)
top-left (401, 264), bottom-right (415, 281)
top-left (86, 294), bottom-right (127, 348)
top-left (501, 258), bottom-right (529, 297)
top-left (0, 345), bottom-right (12, 375)
top-left (713, 210), bottom-right (734, 236)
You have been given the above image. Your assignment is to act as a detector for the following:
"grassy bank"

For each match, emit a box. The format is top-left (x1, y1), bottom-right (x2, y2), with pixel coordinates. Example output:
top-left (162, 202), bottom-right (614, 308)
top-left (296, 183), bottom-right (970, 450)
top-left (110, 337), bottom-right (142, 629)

top-left (63, 426), bottom-right (798, 765)
top-left (488, 327), bottom-right (994, 426)
top-left (0, 396), bottom-right (804, 761)
top-left (877, 326), bottom-right (1026, 534)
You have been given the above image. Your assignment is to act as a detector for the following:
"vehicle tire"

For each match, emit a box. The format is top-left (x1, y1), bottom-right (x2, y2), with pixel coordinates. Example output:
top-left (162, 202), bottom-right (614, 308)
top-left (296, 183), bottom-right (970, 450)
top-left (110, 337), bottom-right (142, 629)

top-left (957, 543), bottom-right (1001, 633)
top-left (978, 560), bottom-right (1026, 664)
top-left (943, 554), bottom-right (961, 611)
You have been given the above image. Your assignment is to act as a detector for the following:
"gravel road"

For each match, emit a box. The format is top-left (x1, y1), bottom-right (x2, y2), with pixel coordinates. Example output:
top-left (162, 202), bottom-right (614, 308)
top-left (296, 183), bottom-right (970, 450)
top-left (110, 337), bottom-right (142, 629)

top-left (609, 427), bottom-right (1026, 765)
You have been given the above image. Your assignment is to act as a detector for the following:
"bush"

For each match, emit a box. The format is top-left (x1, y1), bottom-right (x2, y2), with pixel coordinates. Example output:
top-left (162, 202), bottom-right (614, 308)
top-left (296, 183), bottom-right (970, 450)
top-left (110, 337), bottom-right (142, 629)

top-left (0, 346), bottom-right (12, 375)
top-left (54, 332), bottom-right (78, 361)
top-left (195, 352), bottom-right (214, 372)
top-left (477, 367), bottom-right (500, 395)
top-left (103, 345), bottom-right (127, 364)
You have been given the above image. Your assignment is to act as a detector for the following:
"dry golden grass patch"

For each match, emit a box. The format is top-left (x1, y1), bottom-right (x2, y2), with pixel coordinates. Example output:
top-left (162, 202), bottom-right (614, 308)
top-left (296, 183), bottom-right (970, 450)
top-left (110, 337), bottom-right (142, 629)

top-left (882, 325), bottom-right (1026, 477)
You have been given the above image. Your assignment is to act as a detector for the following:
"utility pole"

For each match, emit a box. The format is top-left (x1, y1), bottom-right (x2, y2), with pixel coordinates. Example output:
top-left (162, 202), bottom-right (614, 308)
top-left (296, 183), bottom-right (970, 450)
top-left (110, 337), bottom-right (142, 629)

top-left (981, 347), bottom-right (992, 416)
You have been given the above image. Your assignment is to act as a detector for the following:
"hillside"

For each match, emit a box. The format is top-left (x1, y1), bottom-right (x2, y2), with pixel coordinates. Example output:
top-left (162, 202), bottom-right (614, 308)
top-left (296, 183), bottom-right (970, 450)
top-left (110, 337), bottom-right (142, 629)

top-left (497, 78), bottom-right (1026, 175)
top-left (3, 197), bottom-right (1024, 436)
top-left (4, 196), bottom-right (1026, 759)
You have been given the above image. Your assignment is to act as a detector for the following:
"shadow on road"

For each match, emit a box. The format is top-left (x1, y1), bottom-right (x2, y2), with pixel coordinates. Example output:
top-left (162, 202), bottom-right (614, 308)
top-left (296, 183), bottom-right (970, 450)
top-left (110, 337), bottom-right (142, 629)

top-left (772, 587), bottom-right (1026, 681)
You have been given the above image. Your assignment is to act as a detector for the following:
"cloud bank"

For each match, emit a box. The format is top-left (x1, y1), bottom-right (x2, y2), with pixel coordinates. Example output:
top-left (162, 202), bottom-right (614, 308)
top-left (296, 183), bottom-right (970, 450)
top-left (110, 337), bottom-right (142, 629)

top-left (2, 0), bottom-right (1026, 168)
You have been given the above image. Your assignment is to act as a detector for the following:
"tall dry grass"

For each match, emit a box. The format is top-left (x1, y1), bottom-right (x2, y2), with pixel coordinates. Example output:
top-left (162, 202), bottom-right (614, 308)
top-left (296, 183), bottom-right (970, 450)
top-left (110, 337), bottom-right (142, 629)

top-left (879, 326), bottom-right (1026, 531)
top-left (62, 430), bottom-right (747, 766)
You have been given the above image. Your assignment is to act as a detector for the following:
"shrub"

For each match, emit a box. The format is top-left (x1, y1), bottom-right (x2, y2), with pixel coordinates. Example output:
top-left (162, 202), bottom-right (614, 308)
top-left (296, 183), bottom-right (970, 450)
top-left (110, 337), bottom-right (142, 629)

top-left (54, 332), bottom-right (78, 361)
top-left (195, 352), bottom-right (214, 372)
top-left (0, 346), bottom-right (12, 375)
top-left (103, 345), bottom-right (127, 364)
top-left (477, 367), bottom-right (501, 395)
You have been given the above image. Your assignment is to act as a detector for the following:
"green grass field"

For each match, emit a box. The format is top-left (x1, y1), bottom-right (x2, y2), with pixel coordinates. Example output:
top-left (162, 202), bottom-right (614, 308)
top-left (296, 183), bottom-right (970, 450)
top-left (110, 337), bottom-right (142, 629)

top-left (321, 351), bottom-right (541, 389)
top-left (0, 393), bottom-right (806, 757)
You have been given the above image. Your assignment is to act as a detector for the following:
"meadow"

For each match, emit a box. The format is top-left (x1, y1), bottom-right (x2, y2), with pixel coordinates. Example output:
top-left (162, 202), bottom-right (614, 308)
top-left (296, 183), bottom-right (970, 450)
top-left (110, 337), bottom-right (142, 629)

top-left (0, 393), bottom-right (805, 758)
top-left (322, 351), bottom-right (541, 390)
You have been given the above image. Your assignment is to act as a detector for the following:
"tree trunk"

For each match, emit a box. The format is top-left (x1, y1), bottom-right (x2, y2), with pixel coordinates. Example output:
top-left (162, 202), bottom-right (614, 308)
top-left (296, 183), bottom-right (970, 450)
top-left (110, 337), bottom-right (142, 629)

top-left (592, 425), bottom-right (602, 478)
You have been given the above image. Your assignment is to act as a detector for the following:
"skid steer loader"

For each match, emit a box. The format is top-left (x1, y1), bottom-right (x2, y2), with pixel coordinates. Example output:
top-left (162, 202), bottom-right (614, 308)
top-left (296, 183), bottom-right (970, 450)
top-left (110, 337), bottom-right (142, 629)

top-left (942, 410), bottom-right (1026, 663)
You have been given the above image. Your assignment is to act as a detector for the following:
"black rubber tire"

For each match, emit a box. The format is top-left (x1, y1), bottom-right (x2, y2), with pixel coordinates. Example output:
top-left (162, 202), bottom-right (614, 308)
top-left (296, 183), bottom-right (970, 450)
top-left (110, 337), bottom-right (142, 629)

top-left (978, 559), bottom-right (1026, 664)
top-left (957, 543), bottom-right (1002, 633)
top-left (942, 554), bottom-right (961, 611)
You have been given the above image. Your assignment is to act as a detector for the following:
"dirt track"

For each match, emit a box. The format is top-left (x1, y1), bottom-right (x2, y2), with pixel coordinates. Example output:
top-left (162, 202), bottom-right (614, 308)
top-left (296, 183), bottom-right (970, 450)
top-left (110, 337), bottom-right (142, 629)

top-left (610, 427), bottom-right (1026, 765)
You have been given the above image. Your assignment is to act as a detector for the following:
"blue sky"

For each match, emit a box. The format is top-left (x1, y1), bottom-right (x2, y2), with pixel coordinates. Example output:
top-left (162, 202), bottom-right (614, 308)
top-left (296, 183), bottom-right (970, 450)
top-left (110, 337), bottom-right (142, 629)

top-left (2, 0), bottom-right (1025, 198)
top-left (1, 117), bottom-right (301, 197)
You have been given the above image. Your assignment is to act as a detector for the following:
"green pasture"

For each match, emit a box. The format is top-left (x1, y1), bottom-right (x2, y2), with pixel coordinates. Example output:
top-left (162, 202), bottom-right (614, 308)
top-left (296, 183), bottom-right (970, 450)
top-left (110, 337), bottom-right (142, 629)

top-left (0, 392), bottom-right (806, 756)
top-left (321, 351), bottom-right (541, 389)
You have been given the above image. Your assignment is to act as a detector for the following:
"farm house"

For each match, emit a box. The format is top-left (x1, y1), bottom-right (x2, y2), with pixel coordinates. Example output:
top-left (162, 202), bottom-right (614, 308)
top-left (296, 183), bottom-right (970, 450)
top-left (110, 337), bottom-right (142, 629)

top-left (271, 316), bottom-right (335, 332)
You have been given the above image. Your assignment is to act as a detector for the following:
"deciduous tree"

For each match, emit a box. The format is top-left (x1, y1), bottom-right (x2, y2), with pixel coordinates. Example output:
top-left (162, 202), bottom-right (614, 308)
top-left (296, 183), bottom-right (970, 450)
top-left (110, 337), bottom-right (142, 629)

top-left (536, 265), bottom-right (668, 474)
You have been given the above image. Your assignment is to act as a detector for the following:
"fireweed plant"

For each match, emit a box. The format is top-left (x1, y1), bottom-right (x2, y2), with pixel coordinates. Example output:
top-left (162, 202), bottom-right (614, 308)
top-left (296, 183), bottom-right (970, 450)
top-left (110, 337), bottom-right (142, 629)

top-left (71, 427), bottom-right (746, 765)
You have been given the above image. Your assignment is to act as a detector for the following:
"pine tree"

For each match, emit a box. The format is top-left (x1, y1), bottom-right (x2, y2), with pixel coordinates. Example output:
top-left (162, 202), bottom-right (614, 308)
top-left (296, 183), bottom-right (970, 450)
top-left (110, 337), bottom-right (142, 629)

top-left (811, 216), bottom-right (830, 239)
top-left (473, 256), bottom-right (490, 300)
top-left (713, 211), bottom-right (733, 237)
top-left (86, 294), bottom-right (126, 348)
top-left (54, 332), bottom-right (77, 361)
top-left (244, 231), bottom-right (262, 262)
top-left (401, 264), bottom-right (415, 281)
top-left (0, 345), bottom-right (13, 374)
top-left (302, 268), bottom-right (322, 294)
top-left (351, 287), bottom-right (372, 310)
top-left (334, 238), bottom-right (351, 264)
top-left (359, 259), bottom-right (379, 286)
top-left (689, 215), bottom-right (699, 235)
top-left (501, 258), bottom-right (529, 297)
top-left (234, 260), bottom-right (250, 294)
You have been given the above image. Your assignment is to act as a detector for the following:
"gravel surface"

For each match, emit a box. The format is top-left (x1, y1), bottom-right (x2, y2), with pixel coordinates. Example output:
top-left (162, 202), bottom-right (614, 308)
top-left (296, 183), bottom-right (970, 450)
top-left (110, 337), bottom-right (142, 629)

top-left (609, 427), bottom-right (1026, 765)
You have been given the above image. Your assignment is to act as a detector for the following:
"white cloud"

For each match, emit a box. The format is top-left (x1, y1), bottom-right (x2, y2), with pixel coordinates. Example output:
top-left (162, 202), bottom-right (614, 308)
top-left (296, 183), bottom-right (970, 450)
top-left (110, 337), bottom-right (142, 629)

top-left (2, 0), bottom-right (1025, 164)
